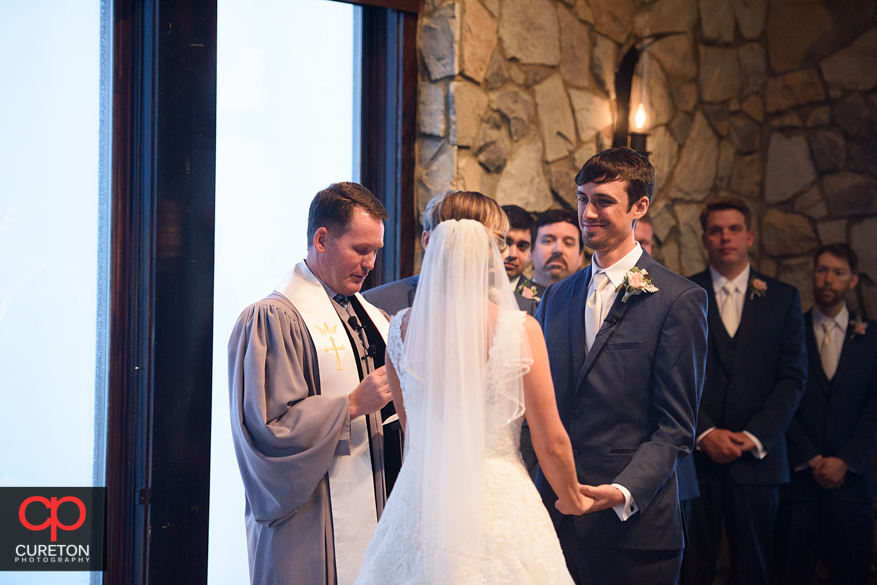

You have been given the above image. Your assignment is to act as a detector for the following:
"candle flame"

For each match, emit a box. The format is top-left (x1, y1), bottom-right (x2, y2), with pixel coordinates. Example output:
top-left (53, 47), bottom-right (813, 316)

top-left (635, 103), bottom-right (646, 130)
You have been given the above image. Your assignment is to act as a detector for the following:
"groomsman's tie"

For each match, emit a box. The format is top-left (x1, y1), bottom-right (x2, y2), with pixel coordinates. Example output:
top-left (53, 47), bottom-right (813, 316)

top-left (821, 320), bottom-right (838, 380)
top-left (721, 282), bottom-right (739, 337)
top-left (585, 271), bottom-right (609, 351)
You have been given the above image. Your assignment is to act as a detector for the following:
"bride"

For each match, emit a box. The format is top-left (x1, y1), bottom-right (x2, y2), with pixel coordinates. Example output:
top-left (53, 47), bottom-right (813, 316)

top-left (355, 217), bottom-right (590, 584)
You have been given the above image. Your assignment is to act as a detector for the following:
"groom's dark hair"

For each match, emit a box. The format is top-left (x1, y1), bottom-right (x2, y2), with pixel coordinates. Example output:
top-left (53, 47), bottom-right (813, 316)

top-left (575, 147), bottom-right (655, 209)
top-left (307, 182), bottom-right (388, 247)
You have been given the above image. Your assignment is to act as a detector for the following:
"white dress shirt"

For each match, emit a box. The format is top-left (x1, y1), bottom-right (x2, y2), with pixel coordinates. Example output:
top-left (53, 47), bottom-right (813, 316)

top-left (588, 244), bottom-right (644, 521)
top-left (709, 264), bottom-right (749, 331)
top-left (697, 264), bottom-right (767, 460)
top-left (509, 275), bottom-right (521, 290)
top-left (812, 303), bottom-right (848, 375)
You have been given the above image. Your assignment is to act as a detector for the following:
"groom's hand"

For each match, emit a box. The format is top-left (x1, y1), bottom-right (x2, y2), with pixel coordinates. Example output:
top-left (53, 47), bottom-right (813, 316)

top-left (577, 484), bottom-right (624, 514)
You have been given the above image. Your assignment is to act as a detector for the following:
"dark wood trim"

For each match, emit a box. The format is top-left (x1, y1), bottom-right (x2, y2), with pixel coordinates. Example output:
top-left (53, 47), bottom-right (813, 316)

top-left (334, 0), bottom-right (420, 13)
top-left (398, 10), bottom-right (417, 279)
top-left (360, 6), bottom-right (418, 287)
top-left (106, 0), bottom-right (216, 583)
top-left (106, 0), bottom-right (156, 582)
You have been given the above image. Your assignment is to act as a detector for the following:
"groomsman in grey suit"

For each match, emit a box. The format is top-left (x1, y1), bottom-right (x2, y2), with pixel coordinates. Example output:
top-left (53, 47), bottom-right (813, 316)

top-left (680, 196), bottom-right (807, 585)
top-left (364, 191), bottom-right (537, 317)
top-left (536, 148), bottom-right (708, 584)
top-left (775, 244), bottom-right (877, 585)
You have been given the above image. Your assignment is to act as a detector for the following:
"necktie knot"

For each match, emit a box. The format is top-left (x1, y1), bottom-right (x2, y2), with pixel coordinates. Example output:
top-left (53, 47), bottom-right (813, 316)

top-left (333, 293), bottom-right (350, 309)
top-left (589, 271), bottom-right (608, 300)
top-left (723, 282), bottom-right (736, 296)
top-left (823, 320), bottom-right (835, 335)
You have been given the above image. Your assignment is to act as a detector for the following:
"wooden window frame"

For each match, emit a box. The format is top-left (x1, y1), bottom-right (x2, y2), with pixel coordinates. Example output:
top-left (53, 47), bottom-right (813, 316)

top-left (104, 1), bottom-right (417, 583)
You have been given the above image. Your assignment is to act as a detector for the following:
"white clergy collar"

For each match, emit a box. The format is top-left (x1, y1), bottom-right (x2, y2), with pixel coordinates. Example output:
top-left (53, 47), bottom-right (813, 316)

top-left (591, 243), bottom-right (644, 291)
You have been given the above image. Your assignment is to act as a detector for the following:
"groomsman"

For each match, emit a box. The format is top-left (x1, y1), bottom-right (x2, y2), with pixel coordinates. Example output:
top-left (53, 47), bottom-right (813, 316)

top-left (501, 204), bottom-right (540, 302)
top-left (680, 196), bottom-right (807, 585)
top-left (537, 148), bottom-right (707, 585)
top-left (775, 244), bottom-right (877, 585)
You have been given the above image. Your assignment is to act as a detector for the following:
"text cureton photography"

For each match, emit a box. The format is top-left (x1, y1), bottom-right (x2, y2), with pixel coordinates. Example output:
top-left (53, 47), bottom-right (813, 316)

top-left (0, 487), bottom-right (105, 572)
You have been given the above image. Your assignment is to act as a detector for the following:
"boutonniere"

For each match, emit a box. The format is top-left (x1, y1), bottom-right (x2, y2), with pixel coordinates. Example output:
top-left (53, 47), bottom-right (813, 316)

top-left (520, 285), bottom-right (540, 301)
top-left (616, 267), bottom-right (658, 302)
top-left (748, 276), bottom-right (768, 300)
top-left (850, 315), bottom-right (868, 339)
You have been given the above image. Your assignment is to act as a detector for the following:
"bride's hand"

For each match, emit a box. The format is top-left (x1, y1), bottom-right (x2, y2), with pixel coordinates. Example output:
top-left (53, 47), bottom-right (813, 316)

top-left (553, 487), bottom-right (595, 516)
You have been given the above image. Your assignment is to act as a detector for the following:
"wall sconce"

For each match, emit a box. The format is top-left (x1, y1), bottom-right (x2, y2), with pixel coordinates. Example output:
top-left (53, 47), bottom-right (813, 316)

top-left (613, 33), bottom-right (661, 159)
top-left (628, 35), bottom-right (650, 157)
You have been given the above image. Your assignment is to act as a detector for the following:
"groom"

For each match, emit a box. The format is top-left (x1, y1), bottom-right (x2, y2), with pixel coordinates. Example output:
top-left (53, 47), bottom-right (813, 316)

top-left (536, 148), bottom-right (708, 584)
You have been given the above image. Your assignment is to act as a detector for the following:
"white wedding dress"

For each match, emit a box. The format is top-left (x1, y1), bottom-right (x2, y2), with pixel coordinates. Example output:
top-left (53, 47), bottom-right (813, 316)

top-left (355, 219), bottom-right (573, 585)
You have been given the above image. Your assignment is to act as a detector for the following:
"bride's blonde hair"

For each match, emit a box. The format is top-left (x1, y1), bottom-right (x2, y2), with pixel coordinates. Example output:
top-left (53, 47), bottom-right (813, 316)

top-left (424, 190), bottom-right (510, 253)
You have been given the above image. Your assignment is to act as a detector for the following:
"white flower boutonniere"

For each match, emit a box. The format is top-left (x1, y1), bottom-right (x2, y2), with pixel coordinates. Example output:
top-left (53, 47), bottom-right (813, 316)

top-left (615, 267), bottom-right (658, 303)
top-left (850, 315), bottom-right (868, 339)
top-left (748, 276), bottom-right (768, 300)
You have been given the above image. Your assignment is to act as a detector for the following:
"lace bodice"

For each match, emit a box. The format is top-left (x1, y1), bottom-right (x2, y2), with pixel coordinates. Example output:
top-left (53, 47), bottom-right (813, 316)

top-left (387, 307), bottom-right (529, 458)
top-left (357, 308), bottom-right (572, 585)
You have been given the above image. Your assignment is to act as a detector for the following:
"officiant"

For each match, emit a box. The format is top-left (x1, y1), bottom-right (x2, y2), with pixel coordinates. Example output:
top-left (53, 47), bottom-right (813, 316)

top-left (228, 182), bottom-right (398, 585)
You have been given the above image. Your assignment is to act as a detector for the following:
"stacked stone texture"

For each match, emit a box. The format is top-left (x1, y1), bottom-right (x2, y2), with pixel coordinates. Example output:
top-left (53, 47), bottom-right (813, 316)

top-left (415, 0), bottom-right (877, 316)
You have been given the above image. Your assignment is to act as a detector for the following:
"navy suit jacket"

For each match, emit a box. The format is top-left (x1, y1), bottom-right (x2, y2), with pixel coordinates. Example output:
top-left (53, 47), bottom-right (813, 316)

top-left (688, 269), bottom-right (807, 486)
top-left (784, 311), bottom-right (877, 502)
top-left (536, 251), bottom-right (707, 551)
top-left (363, 275), bottom-right (538, 317)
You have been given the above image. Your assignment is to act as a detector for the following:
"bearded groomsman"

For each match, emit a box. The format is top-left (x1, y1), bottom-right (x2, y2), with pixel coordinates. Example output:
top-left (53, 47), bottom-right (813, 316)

top-left (537, 148), bottom-right (707, 585)
top-left (775, 244), bottom-right (877, 585)
top-left (680, 196), bottom-right (807, 585)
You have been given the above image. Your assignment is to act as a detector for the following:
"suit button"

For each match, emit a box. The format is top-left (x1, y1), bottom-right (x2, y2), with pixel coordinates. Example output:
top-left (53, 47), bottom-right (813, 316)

top-left (573, 408), bottom-right (582, 418)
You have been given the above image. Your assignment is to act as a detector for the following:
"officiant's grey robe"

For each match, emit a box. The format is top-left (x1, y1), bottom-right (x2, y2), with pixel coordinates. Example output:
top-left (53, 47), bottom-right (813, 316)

top-left (228, 292), bottom-right (386, 585)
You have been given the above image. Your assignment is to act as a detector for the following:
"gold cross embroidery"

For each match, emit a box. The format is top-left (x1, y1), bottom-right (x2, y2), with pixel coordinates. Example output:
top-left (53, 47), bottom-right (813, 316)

top-left (323, 336), bottom-right (346, 371)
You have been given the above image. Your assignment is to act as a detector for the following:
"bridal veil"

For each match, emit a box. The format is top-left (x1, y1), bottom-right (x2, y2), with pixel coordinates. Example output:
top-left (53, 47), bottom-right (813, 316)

top-left (400, 218), bottom-right (531, 580)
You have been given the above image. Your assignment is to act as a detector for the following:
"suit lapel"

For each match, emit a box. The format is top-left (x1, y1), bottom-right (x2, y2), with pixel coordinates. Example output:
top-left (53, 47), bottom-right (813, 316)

top-left (831, 321), bottom-right (857, 390)
top-left (804, 311), bottom-right (831, 396)
top-left (569, 267), bottom-right (590, 389)
top-left (576, 254), bottom-right (643, 387)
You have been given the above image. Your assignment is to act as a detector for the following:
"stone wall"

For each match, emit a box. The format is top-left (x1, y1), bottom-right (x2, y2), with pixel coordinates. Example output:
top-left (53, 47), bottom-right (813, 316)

top-left (414, 0), bottom-right (877, 314)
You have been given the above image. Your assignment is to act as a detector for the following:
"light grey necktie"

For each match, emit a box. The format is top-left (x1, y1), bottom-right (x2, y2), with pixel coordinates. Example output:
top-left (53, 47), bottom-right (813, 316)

top-left (721, 282), bottom-right (739, 337)
top-left (821, 320), bottom-right (838, 380)
top-left (585, 271), bottom-right (609, 351)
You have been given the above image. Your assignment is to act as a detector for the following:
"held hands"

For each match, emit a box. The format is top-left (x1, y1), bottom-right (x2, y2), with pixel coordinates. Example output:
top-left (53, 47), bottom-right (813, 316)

top-left (348, 366), bottom-right (391, 420)
top-left (810, 455), bottom-right (849, 490)
top-left (555, 484), bottom-right (624, 515)
top-left (700, 429), bottom-right (754, 464)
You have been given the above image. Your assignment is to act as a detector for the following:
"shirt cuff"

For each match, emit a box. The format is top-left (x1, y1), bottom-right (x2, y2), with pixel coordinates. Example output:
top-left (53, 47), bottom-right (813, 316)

top-left (742, 430), bottom-right (767, 460)
top-left (695, 427), bottom-right (717, 448)
top-left (611, 484), bottom-right (638, 521)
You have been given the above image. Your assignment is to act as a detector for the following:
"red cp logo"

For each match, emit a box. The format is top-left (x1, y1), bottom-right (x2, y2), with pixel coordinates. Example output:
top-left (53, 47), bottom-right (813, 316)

top-left (19, 496), bottom-right (87, 542)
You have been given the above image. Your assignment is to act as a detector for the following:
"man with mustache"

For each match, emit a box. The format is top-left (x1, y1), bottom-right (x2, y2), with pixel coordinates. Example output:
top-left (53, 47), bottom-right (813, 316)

top-left (530, 209), bottom-right (585, 300)
top-left (775, 244), bottom-right (877, 585)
